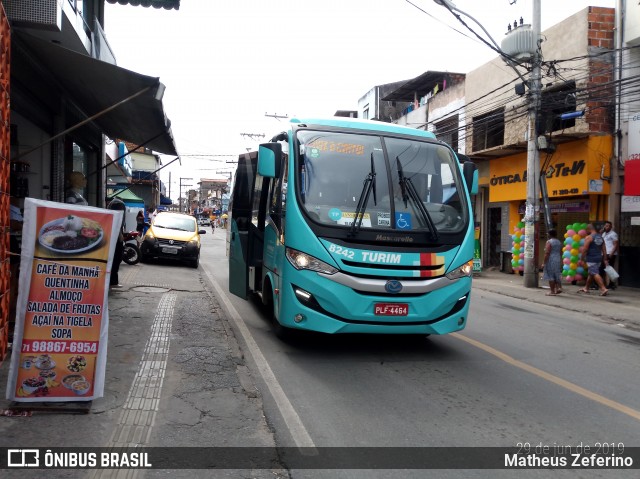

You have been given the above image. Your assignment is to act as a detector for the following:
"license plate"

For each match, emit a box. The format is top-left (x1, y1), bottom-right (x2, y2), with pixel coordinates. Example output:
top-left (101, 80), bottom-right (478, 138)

top-left (161, 247), bottom-right (179, 254)
top-left (374, 303), bottom-right (408, 316)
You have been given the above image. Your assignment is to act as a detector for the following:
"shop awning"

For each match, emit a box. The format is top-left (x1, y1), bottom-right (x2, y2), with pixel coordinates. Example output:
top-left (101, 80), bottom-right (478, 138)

top-left (381, 71), bottom-right (462, 102)
top-left (160, 193), bottom-right (173, 205)
top-left (108, 189), bottom-right (145, 205)
top-left (106, 0), bottom-right (180, 9)
top-left (16, 32), bottom-right (178, 156)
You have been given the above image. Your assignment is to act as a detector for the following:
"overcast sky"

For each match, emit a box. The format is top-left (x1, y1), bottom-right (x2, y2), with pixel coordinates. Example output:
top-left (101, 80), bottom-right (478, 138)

top-left (103, 0), bottom-right (615, 198)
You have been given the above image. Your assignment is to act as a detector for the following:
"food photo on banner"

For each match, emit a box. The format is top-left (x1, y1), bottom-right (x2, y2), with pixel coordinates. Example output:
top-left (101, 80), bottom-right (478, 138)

top-left (5, 199), bottom-right (122, 402)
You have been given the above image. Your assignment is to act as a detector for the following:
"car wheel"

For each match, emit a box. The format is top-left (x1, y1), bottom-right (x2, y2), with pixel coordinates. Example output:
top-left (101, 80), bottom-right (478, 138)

top-left (190, 256), bottom-right (199, 269)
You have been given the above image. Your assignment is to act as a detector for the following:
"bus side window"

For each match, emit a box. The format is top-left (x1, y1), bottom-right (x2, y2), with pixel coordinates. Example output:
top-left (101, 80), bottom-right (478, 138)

top-left (252, 174), bottom-right (266, 229)
top-left (236, 217), bottom-right (249, 230)
top-left (268, 155), bottom-right (287, 230)
top-left (269, 177), bottom-right (281, 230)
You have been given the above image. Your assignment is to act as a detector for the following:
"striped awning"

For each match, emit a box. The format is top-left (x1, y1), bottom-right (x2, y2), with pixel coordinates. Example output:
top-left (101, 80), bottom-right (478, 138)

top-left (106, 0), bottom-right (180, 10)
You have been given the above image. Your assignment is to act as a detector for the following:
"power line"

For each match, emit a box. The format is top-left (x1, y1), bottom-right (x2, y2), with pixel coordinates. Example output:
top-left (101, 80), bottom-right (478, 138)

top-left (179, 154), bottom-right (236, 157)
top-left (265, 112), bottom-right (289, 120)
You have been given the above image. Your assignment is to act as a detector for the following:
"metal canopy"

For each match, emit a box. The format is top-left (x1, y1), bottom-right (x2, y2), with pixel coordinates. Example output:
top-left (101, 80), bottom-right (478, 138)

top-left (381, 71), bottom-right (463, 102)
top-left (17, 32), bottom-right (178, 156)
top-left (106, 0), bottom-right (180, 10)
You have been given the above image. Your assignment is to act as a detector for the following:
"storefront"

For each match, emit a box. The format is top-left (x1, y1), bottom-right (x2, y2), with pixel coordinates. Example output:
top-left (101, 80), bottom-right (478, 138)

top-left (486, 136), bottom-right (613, 269)
top-left (5, 28), bottom-right (179, 356)
top-left (10, 32), bottom-right (177, 209)
top-left (620, 195), bottom-right (640, 287)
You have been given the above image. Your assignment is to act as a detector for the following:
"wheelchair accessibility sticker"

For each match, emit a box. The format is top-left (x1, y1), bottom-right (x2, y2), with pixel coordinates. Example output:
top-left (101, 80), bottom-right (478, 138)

top-left (395, 212), bottom-right (412, 230)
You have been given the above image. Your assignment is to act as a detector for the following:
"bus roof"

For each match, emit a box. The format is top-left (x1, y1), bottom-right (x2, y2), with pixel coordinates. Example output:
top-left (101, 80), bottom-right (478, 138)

top-left (289, 117), bottom-right (437, 140)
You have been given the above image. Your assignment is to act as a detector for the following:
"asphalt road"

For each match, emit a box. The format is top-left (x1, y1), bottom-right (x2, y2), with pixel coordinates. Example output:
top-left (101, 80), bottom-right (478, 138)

top-left (200, 229), bottom-right (640, 479)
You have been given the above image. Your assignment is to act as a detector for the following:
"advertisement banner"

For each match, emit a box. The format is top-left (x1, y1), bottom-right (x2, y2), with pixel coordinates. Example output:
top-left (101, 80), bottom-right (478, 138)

top-left (489, 136), bottom-right (612, 202)
top-left (5, 199), bottom-right (122, 402)
top-left (627, 113), bottom-right (640, 162)
top-left (473, 226), bottom-right (482, 273)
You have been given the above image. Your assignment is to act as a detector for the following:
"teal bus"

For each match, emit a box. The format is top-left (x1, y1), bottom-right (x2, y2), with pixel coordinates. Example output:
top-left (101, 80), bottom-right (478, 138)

top-left (228, 117), bottom-right (478, 337)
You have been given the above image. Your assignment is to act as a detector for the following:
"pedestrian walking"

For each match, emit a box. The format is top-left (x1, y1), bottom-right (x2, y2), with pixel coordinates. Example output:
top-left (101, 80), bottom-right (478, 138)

top-left (107, 196), bottom-right (126, 288)
top-left (578, 224), bottom-right (609, 296)
top-left (600, 221), bottom-right (619, 289)
top-left (542, 229), bottom-right (563, 295)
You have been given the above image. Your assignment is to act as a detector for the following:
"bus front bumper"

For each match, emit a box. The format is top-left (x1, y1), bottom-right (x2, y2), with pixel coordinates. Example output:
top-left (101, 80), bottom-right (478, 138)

top-left (277, 273), bottom-right (472, 335)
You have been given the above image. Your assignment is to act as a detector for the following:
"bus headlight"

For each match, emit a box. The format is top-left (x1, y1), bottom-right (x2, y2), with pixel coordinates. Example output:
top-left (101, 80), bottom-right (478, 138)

top-left (286, 248), bottom-right (338, 274)
top-left (446, 260), bottom-right (474, 280)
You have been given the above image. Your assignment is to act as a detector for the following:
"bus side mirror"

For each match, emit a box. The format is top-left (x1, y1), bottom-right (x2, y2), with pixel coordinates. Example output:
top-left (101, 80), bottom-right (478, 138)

top-left (463, 161), bottom-right (478, 195)
top-left (258, 143), bottom-right (282, 178)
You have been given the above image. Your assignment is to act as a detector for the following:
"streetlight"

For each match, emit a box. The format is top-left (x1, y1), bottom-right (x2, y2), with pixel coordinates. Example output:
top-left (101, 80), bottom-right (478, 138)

top-left (179, 177), bottom-right (192, 213)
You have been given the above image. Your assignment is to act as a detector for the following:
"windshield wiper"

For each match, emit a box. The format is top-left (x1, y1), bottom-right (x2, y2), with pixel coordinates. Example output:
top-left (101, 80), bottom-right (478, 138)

top-left (349, 153), bottom-right (377, 236)
top-left (396, 157), bottom-right (438, 241)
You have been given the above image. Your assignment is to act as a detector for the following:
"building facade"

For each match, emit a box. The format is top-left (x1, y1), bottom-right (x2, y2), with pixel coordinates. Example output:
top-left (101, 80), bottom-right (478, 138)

top-left (357, 79), bottom-right (410, 122)
top-left (354, 6), bottom-right (638, 286)
top-left (0, 0), bottom-right (178, 362)
top-left (618, 0), bottom-right (640, 286)
top-left (465, 7), bottom-right (618, 278)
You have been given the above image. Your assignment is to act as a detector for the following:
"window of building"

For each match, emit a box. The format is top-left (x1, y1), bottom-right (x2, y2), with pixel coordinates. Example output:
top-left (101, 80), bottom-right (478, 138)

top-left (537, 81), bottom-right (577, 133)
top-left (435, 114), bottom-right (459, 152)
top-left (363, 106), bottom-right (369, 120)
top-left (472, 108), bottom-right (505, 151)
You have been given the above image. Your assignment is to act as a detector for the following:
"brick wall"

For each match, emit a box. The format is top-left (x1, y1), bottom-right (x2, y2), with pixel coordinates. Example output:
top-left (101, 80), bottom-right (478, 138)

top-left (586, 7), bottom-right (615, 133)
top-left (0, 2), bottom-right (10, 364)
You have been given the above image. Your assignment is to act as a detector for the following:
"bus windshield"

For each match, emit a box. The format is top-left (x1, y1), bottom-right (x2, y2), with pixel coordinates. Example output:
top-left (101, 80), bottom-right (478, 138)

top-left (296, 130), bottom-right (468, 234)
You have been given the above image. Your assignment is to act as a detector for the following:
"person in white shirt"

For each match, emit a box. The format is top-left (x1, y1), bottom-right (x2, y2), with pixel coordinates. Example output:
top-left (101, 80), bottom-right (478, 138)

top-left (600, 221), bottom-right (619, 289)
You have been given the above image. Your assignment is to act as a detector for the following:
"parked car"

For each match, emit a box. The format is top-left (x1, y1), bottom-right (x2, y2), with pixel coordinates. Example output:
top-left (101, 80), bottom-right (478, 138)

top-left (198, 217), bottom-right (210, 226)
top-left (140, 212), bottom-right (206, 268)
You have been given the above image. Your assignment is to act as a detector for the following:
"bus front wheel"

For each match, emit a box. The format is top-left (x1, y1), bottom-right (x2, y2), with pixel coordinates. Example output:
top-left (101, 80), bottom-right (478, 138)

top-left (263, 280), bottom-right (295, 341)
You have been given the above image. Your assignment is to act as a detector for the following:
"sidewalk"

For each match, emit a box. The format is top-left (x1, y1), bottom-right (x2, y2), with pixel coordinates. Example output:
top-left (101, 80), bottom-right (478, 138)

top-left (0, 260), bottom-right (286, 478)
top-left (472, 268), bottom-right (640, 330)
top-left (0, 257), bottom-right (636, 475)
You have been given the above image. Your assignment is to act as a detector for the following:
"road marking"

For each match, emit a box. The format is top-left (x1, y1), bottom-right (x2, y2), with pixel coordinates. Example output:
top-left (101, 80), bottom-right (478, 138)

top-left (204, 268), bottom-right (316, 448)
top-left (452, 332), bottom-right (640, 422)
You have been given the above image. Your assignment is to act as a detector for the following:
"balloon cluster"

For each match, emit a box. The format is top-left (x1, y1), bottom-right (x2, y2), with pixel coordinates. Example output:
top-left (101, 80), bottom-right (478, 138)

top-left (562, 222), bottom-right (588, 283)
top-left (511, 220), bottom-right (525, 272)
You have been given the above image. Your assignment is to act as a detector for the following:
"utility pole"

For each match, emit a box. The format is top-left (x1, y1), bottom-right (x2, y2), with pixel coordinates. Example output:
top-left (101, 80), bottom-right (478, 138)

top-left (216, 170), bottom-right (233, 191)
top-left (523, 0), bottom-right (542, 288)
top-left (179, 177), bottom-right (192, 213)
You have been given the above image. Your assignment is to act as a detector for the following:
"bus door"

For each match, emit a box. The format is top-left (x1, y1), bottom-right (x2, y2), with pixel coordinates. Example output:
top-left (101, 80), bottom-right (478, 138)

top-left (248, 174), bottom-right (270, 295)
top-left (229, 152), bottom-right (256, 299)
top-left (229, 152), bottom-right (270, 299)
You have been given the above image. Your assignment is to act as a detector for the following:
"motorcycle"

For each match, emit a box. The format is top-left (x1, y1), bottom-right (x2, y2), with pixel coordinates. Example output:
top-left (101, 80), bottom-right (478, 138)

top-left (122, 231), bottom-right (141, 265)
